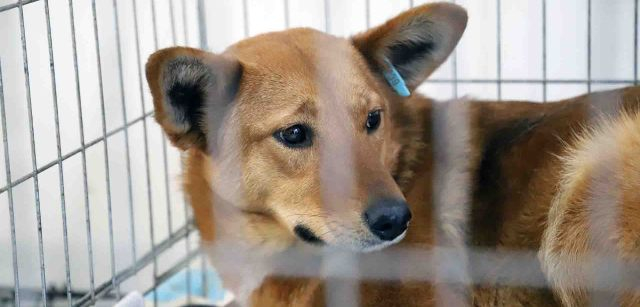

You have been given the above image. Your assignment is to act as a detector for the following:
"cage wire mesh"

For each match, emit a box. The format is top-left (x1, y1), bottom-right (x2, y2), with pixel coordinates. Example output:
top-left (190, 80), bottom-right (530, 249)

top-left (0, 0), bottom-right (639, 306)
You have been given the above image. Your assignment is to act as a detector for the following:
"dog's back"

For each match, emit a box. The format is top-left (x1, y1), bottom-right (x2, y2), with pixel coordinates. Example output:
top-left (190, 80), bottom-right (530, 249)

top-left (394, 86), bottom-right (640, 306)
top-left (540, 101), bottom-right (640, 306)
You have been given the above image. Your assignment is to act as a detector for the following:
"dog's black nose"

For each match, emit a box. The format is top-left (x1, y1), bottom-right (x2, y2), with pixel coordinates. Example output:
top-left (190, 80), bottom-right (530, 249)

top-left (364, 199), bottom-right (412, 241)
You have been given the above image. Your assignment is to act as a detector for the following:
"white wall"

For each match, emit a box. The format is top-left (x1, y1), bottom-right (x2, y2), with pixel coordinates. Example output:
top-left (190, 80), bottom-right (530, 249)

top-left (0, 0), bottom-right (636, 304)
top-left (203, 0), bottom-right (636, 103)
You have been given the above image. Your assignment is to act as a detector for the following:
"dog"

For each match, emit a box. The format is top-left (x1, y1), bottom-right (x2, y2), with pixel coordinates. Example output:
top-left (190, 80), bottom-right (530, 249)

top-left (145, 2), bottom-right (640, 306)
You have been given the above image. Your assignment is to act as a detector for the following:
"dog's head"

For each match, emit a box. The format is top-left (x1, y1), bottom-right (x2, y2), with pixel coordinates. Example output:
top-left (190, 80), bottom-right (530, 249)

top-left (146, 3), bottom-right (467, 252)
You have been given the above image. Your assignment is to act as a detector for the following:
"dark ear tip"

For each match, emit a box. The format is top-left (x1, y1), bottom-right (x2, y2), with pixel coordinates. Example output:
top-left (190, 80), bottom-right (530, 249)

top-left (415, 2), bottom-right (467, 14)
top-left (426, 2), bottom-right (468, 30)
top-left (146, 48), bottom-right (183, 83)
top-left (145, 47), bottom-right (204, 103)
top-left (147, 47), bottom-right (203, 72)
top-left (406, 2), bottom-right (468, 30)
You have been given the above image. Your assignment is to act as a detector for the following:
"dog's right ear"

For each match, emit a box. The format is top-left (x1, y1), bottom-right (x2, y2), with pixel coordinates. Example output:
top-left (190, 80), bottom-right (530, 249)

top-left (146, 47), bottom-right (242, 151)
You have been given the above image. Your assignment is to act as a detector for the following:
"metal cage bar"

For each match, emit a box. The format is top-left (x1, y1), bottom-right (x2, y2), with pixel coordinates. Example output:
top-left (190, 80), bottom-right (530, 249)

top-left (89, 0), bottom-right (119, 299)
top-left (324, 0), bottom-right (330, 33)
top-left (0, 58), bottom-right (21, 307)
top-left (42, 0), bottom-right (73, 304)
top-left (452, 0), bottom-right (459, 98)
top-left (67, 0), bottom-right (97, 301)
top-left (587, 0), bottom-right (592, 92)
top-left (496, 0), bottom-right (502, 100)
top-left (242, 0), bottom-right (250, 40)
top-left (365, 0), bottom-right (370, 29)
top-left (17, 1), bottom-right (48, 304)
top-left (633, 0), bottom-right (638, 85)
top-left (131, 0), bottom-right (159, 305)
top-left (181, 0), bottom-right (194, 303)
top-left (197, 0), bottom-right (211, 298)
top-left (0, 0), bottom-right (38, 12)
top-left (284, 0), bottom-right (290, 30)
top-left (197, 0), bottom-right (209, 51)
top-left (148, 0), bottom-right (175, 239)
top-left (542, 0), bottom-right (548, 102)
top-left (111, 0), bottom-right (139, 292)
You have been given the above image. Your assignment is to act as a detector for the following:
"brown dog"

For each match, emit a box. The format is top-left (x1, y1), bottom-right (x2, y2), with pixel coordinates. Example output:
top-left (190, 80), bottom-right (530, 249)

top-left (145, 3), bottom-right (640, 306)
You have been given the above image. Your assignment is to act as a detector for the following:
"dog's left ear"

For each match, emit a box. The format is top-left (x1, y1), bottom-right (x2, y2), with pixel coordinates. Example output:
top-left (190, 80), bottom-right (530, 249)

top-left (352, 3), bottom-right (467, 91)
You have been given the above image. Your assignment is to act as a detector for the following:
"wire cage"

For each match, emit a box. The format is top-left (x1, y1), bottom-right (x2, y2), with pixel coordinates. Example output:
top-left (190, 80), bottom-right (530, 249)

top-left (1, 0), bottom-right (639, 306)
top-left (0, 0), bottom-right (204, 305)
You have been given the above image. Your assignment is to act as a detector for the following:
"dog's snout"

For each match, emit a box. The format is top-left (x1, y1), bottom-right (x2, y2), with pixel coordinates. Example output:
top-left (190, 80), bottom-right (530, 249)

top-left (364, 199), bottom-right (412, 241)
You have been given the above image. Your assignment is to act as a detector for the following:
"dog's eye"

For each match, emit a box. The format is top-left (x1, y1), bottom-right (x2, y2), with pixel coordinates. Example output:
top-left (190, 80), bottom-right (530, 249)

top-left (275, 124), bottom-right (312, 148)
top-left (366, 110), bottom-right (382, 133)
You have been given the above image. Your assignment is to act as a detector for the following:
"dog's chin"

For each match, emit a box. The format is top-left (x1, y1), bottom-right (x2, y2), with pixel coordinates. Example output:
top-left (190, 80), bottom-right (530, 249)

top-left (358, 231), bottom-right (407, 253)
top-left (292, 223), bottom-right (408, 253)
top-left (318, 230), bottom-right (407, 253)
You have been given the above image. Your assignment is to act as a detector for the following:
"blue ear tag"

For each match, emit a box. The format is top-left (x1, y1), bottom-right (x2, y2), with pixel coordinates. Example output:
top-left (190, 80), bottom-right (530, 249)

top-left (383, 59), bottom-right (411, 97)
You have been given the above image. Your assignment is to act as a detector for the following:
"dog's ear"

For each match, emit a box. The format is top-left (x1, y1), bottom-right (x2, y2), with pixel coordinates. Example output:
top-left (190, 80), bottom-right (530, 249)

top-left (146, 47), bottom-right (242, 151)
top-left (352, 3), bottom-right (467, 92)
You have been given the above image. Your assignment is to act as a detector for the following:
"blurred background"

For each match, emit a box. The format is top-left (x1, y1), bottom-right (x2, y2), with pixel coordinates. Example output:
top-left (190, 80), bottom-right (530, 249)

top-left (0, 0), bottom-right (637, 305)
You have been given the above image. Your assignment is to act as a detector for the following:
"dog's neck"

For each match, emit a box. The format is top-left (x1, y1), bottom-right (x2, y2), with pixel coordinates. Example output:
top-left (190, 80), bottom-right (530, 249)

top-left (391, 95), bottom-right (434, 191)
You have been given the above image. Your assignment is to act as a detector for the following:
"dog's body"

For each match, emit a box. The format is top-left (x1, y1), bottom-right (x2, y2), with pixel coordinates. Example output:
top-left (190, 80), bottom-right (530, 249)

top-left (145, 3), bottom-right (640, 306)
top-left (179, 88), bottom-right (640, 306)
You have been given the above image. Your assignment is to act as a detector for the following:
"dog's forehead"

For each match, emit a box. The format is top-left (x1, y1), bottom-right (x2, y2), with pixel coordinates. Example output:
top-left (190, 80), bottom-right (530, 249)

top-left (229, 28), bottom-right (359, 68)
top-left (228, 28), bottom-right (375, 109)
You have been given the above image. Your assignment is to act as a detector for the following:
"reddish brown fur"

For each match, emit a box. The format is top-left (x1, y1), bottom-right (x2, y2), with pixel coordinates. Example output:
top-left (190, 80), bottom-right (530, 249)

top-left (541, 106), bottom-right (640, 306)
top-left (145, 3), bottom-right (640, 306)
